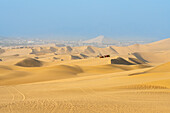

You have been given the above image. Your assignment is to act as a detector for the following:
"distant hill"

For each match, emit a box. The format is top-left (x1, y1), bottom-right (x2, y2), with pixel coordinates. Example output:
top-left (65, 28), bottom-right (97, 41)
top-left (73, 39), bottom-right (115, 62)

top-left (82, 35), bottom-right (118, 44)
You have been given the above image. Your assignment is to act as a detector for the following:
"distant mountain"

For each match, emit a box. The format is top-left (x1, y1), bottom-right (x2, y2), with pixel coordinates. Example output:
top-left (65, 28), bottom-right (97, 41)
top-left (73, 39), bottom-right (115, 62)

top-left (83, 35), bottom-right (104, 43)
top-left (82, 35), bottom-right (118, 44)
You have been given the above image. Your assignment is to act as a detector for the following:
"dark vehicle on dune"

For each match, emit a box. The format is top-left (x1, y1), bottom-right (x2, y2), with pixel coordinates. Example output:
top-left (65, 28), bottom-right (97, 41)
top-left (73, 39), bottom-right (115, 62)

top-left (99, 55), bottom-right (110, 58)
top-left (104, 55), bottom-right (110, 57)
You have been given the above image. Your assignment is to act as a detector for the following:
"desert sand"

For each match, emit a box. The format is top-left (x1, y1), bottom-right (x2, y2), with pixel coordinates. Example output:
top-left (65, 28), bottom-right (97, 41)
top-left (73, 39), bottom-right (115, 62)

top-left (0, 38), bottom-right (170, 113)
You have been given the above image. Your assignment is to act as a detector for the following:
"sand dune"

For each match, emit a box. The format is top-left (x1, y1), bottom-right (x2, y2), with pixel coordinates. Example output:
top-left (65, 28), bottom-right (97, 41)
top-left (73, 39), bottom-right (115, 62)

top-left (49, 47), bottom-right (58, 52)
top-left (109, 38), bottom-right (170, 55)
top-left (10, 38), bottom-right (169, 64)
top-left (0, 61), bottom-right (169, 112)
top-left (111, 57), bottom-right (134, 65)
top-left (0, 48), bottom-right (5, 54)
top-left (0, 61), bottom-right (151, 86)
top-left (147, 62), bottom-right (170, 73)
top-left (1, 48), bottom-right (32, 56)
top-left (0, 38), bottom-right (170, 113)
top-left (15, 58), bottom-right (43, 67)
top-left (132, 51), bottom-right (170, 63)
top-left (109, 46), bottom-right (119, 54)
top-left (66, 46), bottom-right (73, 53)
top-left (84, 46), bottom-right (96, 54)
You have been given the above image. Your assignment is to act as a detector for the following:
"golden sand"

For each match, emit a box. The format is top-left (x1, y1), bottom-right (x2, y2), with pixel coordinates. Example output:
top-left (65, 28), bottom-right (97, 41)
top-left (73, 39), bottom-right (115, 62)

top-left (0, 38), bottom-right (170, 113)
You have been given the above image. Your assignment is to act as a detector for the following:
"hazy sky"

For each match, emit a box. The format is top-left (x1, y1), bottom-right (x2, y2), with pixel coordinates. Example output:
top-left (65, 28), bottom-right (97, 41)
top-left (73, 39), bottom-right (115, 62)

top-left (0, 0), bottom-right (169, 40)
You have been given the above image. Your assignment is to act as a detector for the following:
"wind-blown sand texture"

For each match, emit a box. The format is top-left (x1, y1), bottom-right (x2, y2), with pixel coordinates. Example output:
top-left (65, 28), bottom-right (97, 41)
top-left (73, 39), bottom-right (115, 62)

top-left (0, 38), bottom-right (170, 113)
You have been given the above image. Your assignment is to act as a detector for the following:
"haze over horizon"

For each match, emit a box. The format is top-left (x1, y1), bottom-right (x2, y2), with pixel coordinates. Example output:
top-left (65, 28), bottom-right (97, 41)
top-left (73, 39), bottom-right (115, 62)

top-left (0, 0), bottom-right (170, 40)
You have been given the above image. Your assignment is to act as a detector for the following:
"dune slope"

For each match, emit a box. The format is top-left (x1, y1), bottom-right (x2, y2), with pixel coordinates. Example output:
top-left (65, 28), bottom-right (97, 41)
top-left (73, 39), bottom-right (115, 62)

top-left (0, 62), bottom-right (169, 113)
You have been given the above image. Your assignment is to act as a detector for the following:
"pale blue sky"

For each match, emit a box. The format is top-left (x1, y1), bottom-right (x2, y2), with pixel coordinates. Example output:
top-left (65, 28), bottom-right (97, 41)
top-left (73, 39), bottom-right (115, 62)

top-left (0, 0), bottom-right (169, 40)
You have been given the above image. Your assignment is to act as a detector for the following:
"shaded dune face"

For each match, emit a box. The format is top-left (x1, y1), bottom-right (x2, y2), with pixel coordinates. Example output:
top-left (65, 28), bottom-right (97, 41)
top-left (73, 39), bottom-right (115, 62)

top-left (66, 46), bottom-right (73, 53)
top-left (71, 55), bottom-right (81, 60)
top-left (80, 53), bottom-right (89, 58)
top-left (128, 58), bottom-right (145, 64)
top-left (15, 58), bottom-right (43, 67)
top-left (49, 47), bottom-right (57, 52)
top-left (111, 57), bottom-right (134, 65)
top-left (84, 46), bottom-right (95, 54)
top-left (109, 46), bottom-right (119, 54)
top-left (132, 52), bottom-right (148, 62)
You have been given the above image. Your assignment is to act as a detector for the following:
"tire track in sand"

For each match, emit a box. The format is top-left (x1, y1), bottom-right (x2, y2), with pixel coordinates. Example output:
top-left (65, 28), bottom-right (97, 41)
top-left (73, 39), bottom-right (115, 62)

top-left (3, 86), bottom-right (26, 113)
top-left (4, 87), bottom-right (15, 113)
top-left (11, 86), bottom-right (26, 101)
